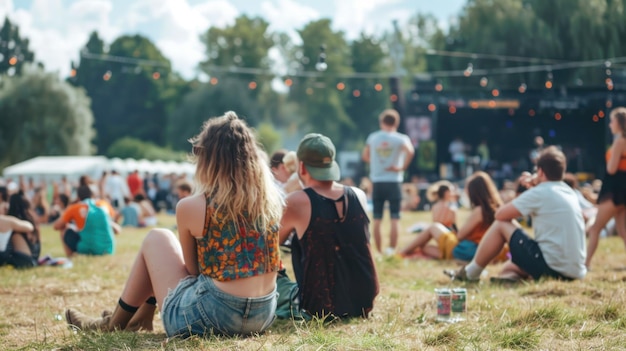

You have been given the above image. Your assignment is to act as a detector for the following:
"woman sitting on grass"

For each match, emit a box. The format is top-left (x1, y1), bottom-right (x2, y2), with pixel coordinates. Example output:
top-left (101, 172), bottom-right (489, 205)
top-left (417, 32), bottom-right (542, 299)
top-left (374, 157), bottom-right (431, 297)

top-left (427, 180), bottom-right (458, 232)
top-left (65, 111), bottom-right (284, 338)
top-left (0, 191), bottom-right (39, 268)
top-left (399, 172), bottom-right (502, 261)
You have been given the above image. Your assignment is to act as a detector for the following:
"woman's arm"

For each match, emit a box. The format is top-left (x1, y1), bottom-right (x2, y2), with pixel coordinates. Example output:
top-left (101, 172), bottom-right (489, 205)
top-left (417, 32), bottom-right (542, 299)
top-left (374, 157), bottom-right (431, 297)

top-left (9, 216), bottom-right (34, 233)
top-left (176, 198), bottom-right (199, 276)
top-left (607, 137), bottom-right (626, 175)
top-left (456, 206), bottom-right (482, 240)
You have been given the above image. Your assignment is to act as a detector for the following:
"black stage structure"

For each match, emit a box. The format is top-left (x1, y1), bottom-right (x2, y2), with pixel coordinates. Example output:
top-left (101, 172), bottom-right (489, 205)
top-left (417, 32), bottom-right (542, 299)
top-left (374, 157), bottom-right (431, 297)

top-left (398, 76), bottom-right (626, 183)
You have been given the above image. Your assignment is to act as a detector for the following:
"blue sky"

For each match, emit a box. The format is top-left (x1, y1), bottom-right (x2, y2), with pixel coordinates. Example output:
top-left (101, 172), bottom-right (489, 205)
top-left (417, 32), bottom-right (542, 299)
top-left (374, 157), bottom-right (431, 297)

top-left (1, 0), bottom-right (466, 78)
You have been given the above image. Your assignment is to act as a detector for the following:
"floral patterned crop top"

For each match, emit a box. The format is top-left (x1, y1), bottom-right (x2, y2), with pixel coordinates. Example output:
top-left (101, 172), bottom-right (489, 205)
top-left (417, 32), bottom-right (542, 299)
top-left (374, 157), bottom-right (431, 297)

top-left (196, 194), bottom-right (281, 281)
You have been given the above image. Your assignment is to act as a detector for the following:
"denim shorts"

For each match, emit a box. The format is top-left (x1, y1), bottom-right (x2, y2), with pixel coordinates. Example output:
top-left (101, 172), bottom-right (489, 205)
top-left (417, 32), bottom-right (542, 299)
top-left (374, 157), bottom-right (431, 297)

top-left (161, 274), bottom-right (277, 338)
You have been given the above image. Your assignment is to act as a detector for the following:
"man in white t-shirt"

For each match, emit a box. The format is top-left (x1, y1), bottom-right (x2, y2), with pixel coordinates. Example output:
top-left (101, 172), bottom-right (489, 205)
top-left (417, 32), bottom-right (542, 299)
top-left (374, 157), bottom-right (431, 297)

top-left (446, 146), bottom-right (587, 282)
top-left (104, 170), bottom-right (130, 210)
top-left (362, 109), bottom-right (414, 256)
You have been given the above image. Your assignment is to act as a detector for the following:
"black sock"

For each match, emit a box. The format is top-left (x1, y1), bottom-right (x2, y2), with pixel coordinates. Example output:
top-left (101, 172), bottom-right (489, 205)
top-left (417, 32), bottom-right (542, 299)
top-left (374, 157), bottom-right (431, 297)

top-left (145, 297), bottom-right (157, 305)
top-left (118, 298), bottom-right (139, 313)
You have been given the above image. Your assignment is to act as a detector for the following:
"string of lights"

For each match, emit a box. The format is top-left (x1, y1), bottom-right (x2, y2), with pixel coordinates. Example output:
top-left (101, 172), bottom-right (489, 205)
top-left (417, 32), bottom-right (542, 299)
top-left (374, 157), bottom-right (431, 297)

top-left (72, 50), bottom-right (626, 80)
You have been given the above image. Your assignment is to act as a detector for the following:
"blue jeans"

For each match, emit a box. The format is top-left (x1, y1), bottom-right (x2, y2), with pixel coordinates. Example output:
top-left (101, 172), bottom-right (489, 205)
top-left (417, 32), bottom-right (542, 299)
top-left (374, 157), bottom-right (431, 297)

top-left (161, 274), bottom-right (277, 338)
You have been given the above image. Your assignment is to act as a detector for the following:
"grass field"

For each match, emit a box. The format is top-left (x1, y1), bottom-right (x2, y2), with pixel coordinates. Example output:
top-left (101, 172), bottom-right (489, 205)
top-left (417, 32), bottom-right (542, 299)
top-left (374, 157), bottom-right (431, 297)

top-left (1, 210), bottom-right (626, 350)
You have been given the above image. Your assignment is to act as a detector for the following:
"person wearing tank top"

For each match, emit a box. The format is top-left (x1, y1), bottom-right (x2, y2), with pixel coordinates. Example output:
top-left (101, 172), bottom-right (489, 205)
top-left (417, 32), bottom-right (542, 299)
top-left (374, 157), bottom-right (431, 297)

top-left (586, 107), bottom-right (626, 267)
top-left (65, 112), bottom-right (284, 337)
top-left (280, 133), bottom-right (379, 318)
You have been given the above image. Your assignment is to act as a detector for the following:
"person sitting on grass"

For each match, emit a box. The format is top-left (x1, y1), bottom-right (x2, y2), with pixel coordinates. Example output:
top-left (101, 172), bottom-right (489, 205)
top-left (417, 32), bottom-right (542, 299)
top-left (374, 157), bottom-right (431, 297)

top-left (399, 171), bottom-right (502, 261)
top-left (427, 180), bottom-right (458, 232)
top-left (53, 185), bottom-right (121, 257)
top-left (134, 193), bottom-right (157, 227)
top-left (65, 111), bottom-right (283, 337)
top-left (0, 191), bottom-right (40, 268)
top-left (116, 197), bottom-right (142, 227)
top-left (279, 133), bottom-right (379, 319)
top-left (445, 146), bottom-right (587, 282)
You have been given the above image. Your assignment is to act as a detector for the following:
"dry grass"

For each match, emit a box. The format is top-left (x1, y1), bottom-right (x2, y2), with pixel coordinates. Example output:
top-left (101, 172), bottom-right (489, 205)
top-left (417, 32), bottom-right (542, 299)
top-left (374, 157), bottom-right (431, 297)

top-left (1, 210), bottom-right (626, 350)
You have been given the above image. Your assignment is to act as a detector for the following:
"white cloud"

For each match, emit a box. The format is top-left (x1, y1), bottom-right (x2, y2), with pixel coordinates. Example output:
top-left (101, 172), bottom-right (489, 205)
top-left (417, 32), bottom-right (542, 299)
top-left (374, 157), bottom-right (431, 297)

top-left (333, 0), bottom-right (408, 39)
top-left (261, 0), bottom-right (320, 42)
top-left (1, 0), bottom-right (120, 77)
top-left (0, 0), bottom-right (450, 80)
top-left (124, 0), bottom-right (239, 78)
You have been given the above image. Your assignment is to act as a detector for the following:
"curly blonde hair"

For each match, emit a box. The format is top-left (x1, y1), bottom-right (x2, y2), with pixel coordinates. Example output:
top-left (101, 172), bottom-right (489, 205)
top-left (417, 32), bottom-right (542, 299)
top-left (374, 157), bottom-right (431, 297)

top-left (189, 111), bottom-right (284, 231)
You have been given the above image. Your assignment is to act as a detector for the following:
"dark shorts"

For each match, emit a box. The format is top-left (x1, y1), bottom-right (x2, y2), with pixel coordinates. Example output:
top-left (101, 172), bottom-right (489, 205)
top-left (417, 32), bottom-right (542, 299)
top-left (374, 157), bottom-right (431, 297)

top-left (3, 233), bottom-right (40, 268)
top-left (509, 229), bottom-right (572, 281)
top-left (372, 182), bottom-right (402, 220)
top-left (63, 229), bottom-right (80, 253)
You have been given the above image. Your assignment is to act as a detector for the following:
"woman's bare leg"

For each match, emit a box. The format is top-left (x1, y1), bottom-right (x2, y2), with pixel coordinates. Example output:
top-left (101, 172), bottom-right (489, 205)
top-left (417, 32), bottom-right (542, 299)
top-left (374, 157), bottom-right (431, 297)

top-left (118, 228), bottom-right (190, 307)
top-left (586, 200), bottom-right (618, 267)
top-left (399, 223), bottom-right (447, 256)
top-left (615, 208), bottom-right (626, 246)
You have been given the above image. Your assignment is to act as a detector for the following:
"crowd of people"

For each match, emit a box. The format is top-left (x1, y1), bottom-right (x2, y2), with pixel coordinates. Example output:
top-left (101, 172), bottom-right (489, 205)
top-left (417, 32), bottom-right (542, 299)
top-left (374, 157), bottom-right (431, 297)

top-left (0, 168), bottom-right (194, 265)
top-left (0, 107), bottom-right (624, 339)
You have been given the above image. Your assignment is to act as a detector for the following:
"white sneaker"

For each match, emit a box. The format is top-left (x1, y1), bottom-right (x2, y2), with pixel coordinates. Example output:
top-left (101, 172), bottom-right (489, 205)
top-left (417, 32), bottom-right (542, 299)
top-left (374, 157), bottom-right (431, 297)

top-left (384, 247), bottom-right (396, 257)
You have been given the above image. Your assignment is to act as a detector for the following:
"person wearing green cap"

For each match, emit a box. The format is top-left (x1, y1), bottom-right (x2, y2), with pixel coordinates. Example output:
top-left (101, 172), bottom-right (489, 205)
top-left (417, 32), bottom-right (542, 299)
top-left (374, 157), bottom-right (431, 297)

top-left (279, 133), bottom-right (379, 319)
top-left (362, 109), bottom-right (415, 256)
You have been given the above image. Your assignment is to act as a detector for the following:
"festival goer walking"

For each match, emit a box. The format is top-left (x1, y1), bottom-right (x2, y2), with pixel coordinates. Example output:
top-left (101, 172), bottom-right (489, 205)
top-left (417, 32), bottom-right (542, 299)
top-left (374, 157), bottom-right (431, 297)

top-left (586, 107), bottom-right (626, 267)
top-left (65, 111), bottom-right (283, 337)
top-left (362, 109), bottom-right (414, 256)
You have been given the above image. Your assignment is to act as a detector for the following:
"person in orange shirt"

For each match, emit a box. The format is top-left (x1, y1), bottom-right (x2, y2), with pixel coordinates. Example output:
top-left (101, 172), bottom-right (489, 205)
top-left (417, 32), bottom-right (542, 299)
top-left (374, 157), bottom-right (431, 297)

top-left (53, 185), bottom-right (120, 257)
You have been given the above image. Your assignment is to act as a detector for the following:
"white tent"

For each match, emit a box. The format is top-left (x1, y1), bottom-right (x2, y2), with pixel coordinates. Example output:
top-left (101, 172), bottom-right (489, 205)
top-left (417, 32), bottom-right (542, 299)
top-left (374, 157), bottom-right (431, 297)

top-left (2, 156), bottom-right (109, 182)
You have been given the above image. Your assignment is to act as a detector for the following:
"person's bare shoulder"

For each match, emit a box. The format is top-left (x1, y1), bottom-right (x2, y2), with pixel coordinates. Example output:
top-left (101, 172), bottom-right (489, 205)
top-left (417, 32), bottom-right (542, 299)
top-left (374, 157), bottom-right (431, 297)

top-left (285, 190), bottom-right (309, 208)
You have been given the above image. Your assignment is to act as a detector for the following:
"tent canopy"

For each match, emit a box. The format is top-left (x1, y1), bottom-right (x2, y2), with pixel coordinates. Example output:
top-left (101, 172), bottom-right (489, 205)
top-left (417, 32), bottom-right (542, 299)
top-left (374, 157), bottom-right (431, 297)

top-left (2, 156), bottom-right (195, 182)
top-left (2, 156), bottom-right (109, 182)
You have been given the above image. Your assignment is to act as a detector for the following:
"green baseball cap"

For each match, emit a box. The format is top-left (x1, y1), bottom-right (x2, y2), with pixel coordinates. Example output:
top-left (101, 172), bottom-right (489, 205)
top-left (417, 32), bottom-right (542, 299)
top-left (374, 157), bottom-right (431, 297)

top-left (297, 133), bottom-right (341, 181)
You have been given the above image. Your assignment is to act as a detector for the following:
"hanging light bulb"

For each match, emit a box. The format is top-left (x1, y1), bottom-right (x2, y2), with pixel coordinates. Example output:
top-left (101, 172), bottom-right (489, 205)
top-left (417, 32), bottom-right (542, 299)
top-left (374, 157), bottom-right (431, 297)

top-left (464, 63), bottom-right (473, 77)
top-left (545, 71), bottom-right (553, 89)
top-left (480, 77), bottom-right (488, 87)
top-left (518, 83), bottom-right (527, 94)
top-left (315, 45), bottom-right (327, 72)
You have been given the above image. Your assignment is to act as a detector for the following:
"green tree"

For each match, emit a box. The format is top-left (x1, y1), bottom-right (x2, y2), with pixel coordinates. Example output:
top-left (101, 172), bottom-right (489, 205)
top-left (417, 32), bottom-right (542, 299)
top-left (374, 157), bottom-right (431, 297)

top-left (345, 34), bottom-right (390, 148)
top-left (167, 80), bottom-right (261, 150)
top-left (72, 33), bottom-right (180, 152)
top-left (106, 137), bottom-right (185, 161)
top-left (0, 17), bottom-right (36, 75)
top-left (200, 15), bottom-right (275, 98)
top-left (288, 19), bottom-right (353, 143)
top-left (433, 0), bottom-right (626, 89)
top-left (0, 64), bottom-right (94, 169)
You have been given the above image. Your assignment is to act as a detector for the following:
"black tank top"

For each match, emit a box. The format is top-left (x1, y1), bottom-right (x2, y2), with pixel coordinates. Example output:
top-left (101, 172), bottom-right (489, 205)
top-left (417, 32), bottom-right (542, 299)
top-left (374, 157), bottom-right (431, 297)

top-left (291, 187), bottom-right (379, 318)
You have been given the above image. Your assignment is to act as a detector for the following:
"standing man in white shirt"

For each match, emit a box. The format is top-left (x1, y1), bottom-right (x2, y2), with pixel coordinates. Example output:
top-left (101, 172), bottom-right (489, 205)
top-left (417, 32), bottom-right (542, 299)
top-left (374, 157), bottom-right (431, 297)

top-left (104, 170), bottom-right (130, 210)
top-left (362, 109), bottom-right (415, 256)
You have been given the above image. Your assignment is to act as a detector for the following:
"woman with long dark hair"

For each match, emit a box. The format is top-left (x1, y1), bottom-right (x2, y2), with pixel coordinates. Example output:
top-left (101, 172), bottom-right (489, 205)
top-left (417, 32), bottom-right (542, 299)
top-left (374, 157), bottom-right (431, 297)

top-left (399, 172), bottom-right (502, 261)
top-left (2, 191), bottom-right (40, 268)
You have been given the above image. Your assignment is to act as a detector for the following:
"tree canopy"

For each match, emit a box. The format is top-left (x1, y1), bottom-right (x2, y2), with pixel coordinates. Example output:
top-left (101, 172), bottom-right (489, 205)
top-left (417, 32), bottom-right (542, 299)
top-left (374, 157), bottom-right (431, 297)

top-left (0, 64), bottom-right (94, 169)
